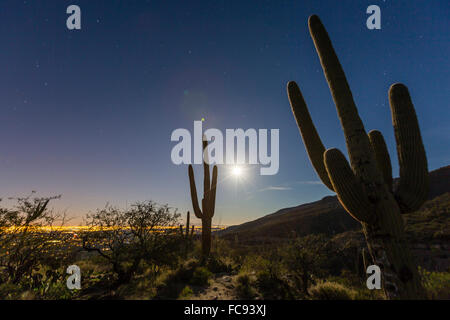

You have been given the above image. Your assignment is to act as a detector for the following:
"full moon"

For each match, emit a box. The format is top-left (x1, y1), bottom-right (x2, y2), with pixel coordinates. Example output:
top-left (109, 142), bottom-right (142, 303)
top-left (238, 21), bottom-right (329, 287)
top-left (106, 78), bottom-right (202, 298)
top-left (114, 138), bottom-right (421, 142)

top-left (232, 166), bottom-right (243, 177)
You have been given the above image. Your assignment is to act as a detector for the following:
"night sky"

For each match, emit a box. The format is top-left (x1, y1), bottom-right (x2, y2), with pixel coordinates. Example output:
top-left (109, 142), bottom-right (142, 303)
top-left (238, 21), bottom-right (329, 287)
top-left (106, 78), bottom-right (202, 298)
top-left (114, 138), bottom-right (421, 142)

top-left (0, 1), bottom-right (448, 226)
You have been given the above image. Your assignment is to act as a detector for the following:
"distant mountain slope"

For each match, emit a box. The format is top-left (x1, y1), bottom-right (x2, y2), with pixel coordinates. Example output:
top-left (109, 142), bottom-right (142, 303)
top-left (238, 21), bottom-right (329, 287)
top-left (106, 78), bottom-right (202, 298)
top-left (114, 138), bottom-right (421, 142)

top-left (220, 165), bottom-right (450, 243)
top-left (428, 165), bottom-right (450, 199)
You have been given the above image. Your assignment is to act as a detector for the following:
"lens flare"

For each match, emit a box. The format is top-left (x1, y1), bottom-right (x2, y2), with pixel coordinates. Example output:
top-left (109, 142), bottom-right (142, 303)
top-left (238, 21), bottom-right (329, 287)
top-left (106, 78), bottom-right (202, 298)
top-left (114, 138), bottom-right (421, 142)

top-left (232, 166), bottom-right (243, 177)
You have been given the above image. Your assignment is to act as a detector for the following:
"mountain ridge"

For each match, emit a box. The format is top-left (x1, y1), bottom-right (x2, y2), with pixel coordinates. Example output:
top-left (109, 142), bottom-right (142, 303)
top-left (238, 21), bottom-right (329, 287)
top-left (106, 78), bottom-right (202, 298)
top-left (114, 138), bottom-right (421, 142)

top-left (219, 165), bottom-right (450, 242)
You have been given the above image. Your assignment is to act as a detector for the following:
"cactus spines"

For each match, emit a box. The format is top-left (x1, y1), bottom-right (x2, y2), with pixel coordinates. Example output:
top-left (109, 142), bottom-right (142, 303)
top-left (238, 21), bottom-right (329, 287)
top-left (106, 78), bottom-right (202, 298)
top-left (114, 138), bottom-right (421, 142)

top-left (188, 139), bottom-right (218, 257)
top-left (287, 15), bottom-right (429, 299)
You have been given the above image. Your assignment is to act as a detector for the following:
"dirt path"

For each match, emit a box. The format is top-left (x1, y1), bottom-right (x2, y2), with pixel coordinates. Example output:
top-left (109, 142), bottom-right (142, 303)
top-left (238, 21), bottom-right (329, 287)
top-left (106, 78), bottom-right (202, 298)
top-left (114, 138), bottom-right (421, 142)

top-left (190, 273), bottom-right (239, 300)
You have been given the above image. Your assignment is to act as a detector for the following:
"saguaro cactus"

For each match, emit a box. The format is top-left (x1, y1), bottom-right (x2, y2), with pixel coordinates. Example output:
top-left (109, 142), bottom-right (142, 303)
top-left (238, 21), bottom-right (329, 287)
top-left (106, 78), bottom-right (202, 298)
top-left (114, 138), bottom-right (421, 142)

top-left (188, 139), bottom-right (218, 257)
top-left (179, 211), bottom-right (195, 240)
top-left (180, 211), bottom-right (195, 257)
top-left (287, 15), bottom-right (429, 299)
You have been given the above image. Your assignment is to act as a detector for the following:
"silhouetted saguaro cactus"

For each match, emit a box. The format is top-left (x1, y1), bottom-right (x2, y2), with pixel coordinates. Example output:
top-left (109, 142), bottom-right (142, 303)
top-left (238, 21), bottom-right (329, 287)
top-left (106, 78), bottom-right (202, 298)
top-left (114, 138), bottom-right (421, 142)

top-left (179, 211), bottom-right (195, 239)
top-left (188, 139), bottom-right (218, 257)
top-left (287, 15), bottom-right (429, 299)
top-left (180, 211), bottom-right (195, 257)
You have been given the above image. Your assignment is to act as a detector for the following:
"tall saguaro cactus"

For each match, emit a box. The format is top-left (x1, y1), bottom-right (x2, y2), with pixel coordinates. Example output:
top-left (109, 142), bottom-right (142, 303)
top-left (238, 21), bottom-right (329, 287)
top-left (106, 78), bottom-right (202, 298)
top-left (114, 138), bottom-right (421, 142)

top-left (188, 139), bottom-right (218, 257)
top-left (287, 15), bottom-right (429, 299)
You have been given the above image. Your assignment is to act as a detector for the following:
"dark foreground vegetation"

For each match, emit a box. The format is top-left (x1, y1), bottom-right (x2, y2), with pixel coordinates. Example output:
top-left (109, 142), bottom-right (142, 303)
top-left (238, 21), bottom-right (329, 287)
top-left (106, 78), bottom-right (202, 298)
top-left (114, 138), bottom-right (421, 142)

top-left (0, 189), bottom-right (448, 300)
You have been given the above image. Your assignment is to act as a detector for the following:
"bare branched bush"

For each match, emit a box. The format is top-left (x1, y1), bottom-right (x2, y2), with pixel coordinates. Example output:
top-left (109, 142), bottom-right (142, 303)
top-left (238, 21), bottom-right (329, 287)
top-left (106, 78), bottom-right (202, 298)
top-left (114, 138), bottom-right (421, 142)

top-left (0, 193), bottom-right (65, 285)
top-left (284, 234), bottom-right (330, 296)
top-left (81, 201), bottom-right (181, 286)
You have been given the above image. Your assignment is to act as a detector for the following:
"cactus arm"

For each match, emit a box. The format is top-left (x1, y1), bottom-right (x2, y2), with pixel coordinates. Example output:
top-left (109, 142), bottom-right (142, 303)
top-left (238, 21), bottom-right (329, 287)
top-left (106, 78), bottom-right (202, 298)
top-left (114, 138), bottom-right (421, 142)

top-left (389, 83), bottom-right (429, 213)
top-left (287, 81), bottom-right (334, 191)
top-left (308, 15), bottom-right (379, 184)
top-left (368, 130), bottom-right (393, 190)
top-left (188, 165), bottom-right (203, 219)
top-left (203, 140), bottom-right (211, 201)
top-left (208, 165), bottom-right (218, 217)
top-left (324, 148), bottom-right (375, 223)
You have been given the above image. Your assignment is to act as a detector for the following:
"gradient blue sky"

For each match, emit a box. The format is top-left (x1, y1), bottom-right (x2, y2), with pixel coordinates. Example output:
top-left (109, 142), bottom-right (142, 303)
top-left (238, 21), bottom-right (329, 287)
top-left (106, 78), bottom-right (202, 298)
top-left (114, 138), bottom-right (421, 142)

top-left (0, 1), bottom-right (448, 226)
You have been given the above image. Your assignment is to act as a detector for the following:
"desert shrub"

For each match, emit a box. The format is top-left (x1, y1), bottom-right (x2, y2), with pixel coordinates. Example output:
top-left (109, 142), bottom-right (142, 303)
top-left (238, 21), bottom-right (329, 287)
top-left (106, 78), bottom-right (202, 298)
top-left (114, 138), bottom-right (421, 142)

top-left (81, 201), bottom-right (181, 286)
top-left (240, 254), bottom-right (270, 274)
top-left (256, 269), bottom-right (293, 300)
top-left (174, 261), bottom-right (198, 282)
top-left (420, 267), bottom-right (450, 299)
top-left (212, 237), bottom-right (234, 257)
top-left (238, 249), bottom-right (294, 299)
top-left (190, 267), bottom-right (212, 286)
top-left (0, 282), bottom-right (22, 299)
top-left (256, 252), bottom-right (294, 299)
top-left (156, 260), bottom-right (198, 294)
top-left (351, 287), bottom-right (385, 300)
top-left (235, 274), bottom-right (256, 299)
top-left (76, 256), bottom-right (112, 275)
top-left (38, 281), bottom-right (74, 300)
top-left (223, 241), bottom-right (251, 268)
top-left (114, 275), bottom-right (158, 300)
top-left (205, 255), bottom-right (233, 274)
top-left (155, 262), bottom-right (198, 299)
top-left (328, 231), bottom-right (366, 277)
top-left (326, 274), bottom-right (385, 300)
top-left (179, 285), bottom-right (194, 299)
top-left (283, 234), bottom-right (330, 296)
top-left (26, 266), bottom-right (77, 300)
top-left (0, 194), bottom-right (70, 287)
top-left (337, 269), bottom-right (364, 288)
top-left (308, 281), bottom-right (356, 300)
